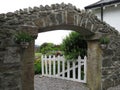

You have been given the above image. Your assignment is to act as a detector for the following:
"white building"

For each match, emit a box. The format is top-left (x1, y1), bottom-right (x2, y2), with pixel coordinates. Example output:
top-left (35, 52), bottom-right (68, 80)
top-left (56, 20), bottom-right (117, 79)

top-left (85, 0), bottom-right (120, 32)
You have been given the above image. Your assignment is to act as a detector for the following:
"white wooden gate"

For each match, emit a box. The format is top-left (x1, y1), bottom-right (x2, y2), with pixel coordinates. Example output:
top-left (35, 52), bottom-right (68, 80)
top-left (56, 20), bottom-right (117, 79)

top-left (41, 55), bottom-right (87, 83)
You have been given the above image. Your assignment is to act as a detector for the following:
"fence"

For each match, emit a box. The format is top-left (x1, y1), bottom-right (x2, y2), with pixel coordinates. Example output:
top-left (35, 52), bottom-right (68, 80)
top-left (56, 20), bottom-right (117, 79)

top-left (41, 55), bottom-right (87, 83)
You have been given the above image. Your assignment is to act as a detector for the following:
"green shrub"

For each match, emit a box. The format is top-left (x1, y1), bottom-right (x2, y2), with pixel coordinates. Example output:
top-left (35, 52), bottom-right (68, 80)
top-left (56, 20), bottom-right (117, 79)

top-left (34, 59), bottom-right (42, 74)
top-left (61, 32), bottom-right (87, 60)
top-left (99, 37), bottom-right (110, 44)
top-left (15, 32), bottom-right (33, 43)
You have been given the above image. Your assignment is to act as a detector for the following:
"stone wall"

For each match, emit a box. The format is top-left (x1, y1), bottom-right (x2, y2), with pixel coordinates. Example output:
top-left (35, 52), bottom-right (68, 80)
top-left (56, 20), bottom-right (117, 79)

top-left (0, 27), bottom-right (36, 90)
top-left (0, 3), bottom-right (119, 36)
top-left (0, 29), bottom-right (22, 90)
top-left (0, 3), bottom-right (120, 90)
top-left (101, 34), bottom-right (120, 90)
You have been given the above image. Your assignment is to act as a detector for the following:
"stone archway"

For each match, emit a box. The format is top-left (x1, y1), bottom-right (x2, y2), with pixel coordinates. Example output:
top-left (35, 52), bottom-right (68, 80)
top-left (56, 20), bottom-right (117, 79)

top-left (0, 3), bottom-right (120, 90)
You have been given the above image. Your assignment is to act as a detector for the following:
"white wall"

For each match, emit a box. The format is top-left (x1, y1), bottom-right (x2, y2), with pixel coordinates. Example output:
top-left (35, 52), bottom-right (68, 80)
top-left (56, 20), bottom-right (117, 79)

top-left (92, 4), bottom-right (120, 32)
top-left (92, 8), bottom-right (101, 20)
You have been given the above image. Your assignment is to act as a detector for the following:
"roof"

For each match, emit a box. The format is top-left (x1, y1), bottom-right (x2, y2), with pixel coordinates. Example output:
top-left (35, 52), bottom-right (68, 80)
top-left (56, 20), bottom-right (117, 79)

top-left (85, 0), bottom-right (120, 9)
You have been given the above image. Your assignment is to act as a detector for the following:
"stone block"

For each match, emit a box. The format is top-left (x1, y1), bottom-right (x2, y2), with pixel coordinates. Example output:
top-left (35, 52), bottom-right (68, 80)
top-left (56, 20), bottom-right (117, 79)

top-left (56, 12), bottom-right (63, 24)
top-left (102, 49), bottom-right (114, 57)
top-left (67, 12), bottom-right (74, 25)
top-left (49, 13), bottom-right (57, 25)
top-left (34, 18), bottom-right (44, 27)
top-left (102, 79), bottom-right (114, 90)
top-left (0, 63), bottom-right (21, 72)
top-left (4, 47), bottom-right (20, 63)
top-left (107, 85), bottom-right (120, 90)
top-left (102, 59), bottom-right (112, 67)
top-left (0, 71), bottom-right (21, 90)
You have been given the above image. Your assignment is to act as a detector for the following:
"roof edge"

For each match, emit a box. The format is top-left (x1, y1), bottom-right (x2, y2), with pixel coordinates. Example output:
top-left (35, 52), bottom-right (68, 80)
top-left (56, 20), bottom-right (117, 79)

top-left (85, 0), bottom-right (120, 9)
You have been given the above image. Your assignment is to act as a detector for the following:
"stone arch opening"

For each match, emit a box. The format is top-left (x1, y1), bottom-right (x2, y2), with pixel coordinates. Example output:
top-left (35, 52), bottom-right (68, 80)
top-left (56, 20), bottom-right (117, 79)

top-left (24, 25), bottom-right (101, 90)
top-left (0, 3), bottom-right (120, 90)
top-left (36, 29), bottom-right (88, 58)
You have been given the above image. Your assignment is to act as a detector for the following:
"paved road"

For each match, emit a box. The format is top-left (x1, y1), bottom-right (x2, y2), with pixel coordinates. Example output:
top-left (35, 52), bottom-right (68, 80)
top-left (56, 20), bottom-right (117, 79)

top-left (34, 75), bottom-right (89, 90)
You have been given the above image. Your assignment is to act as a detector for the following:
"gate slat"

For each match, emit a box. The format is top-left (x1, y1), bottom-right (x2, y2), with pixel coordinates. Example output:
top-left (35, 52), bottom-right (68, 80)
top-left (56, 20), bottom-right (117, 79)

top-left (57, 56), bottom-right (60, 76)
top-left (45, 55), bottom-right (48, 75)
top-left (78, 56), bottom-right (81, 80)
top-left (53, 55), bottom-right (56, 76)
top-left (49, 58), bottom-right (51, 76)
top-left (62, 60), bottom-right (65, 78)
top-left (67, 61), bottom-right (70, 79)
top-left (42, 55), bottom-right (44, 75)
top-left (73, 61), bottom-right (76, 79)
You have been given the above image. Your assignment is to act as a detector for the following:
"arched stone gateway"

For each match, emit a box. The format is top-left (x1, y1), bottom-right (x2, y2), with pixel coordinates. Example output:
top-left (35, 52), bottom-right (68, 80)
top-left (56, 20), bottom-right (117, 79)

top-left (0, 3), bottom-right (120, 90)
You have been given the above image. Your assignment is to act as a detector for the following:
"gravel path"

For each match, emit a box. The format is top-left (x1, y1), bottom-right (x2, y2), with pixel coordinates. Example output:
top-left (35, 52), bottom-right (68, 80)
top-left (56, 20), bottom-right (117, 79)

top-left (34, 75), bottom-right (89, 90)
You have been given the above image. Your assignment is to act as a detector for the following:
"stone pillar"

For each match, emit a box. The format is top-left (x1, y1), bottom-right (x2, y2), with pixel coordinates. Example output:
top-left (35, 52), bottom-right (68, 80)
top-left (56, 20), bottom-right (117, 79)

top-left (87, 40), bottom-right (102, 90)
top-left (20, 25), bottom-right (38, 90)
top-left (21, 41), bottom-right (35, 90)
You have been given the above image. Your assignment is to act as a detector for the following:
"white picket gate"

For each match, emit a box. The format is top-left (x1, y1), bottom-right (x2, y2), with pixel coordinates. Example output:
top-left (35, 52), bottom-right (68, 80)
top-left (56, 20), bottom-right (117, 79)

top-left (41, 55), bottom-right (87, 83)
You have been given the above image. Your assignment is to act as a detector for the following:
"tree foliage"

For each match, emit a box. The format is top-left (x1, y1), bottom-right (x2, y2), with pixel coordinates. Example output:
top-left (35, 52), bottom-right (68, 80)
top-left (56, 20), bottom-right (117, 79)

top-left (61, 32), bottom-right (87, 60)
top-left (39, 42), bottom-right (62, 55)
top-left (39, 43), bottom-right (54, 54)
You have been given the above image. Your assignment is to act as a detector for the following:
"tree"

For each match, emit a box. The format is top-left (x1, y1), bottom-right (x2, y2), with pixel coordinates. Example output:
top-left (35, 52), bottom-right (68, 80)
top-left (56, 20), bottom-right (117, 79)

top-left (39, 42), bottom-right (62, 55)
top-left (61, 32), bottom-right (87, 60)
top-left (39, 42), bottom-right (54, 54)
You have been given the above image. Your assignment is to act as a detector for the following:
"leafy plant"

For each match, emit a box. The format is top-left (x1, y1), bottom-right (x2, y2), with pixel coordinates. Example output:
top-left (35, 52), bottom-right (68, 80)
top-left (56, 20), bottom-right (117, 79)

top-left (39, 42), bottom-right (62, 56)
top-left (34, 59), bottom-right (42, 74)
top-left (99, 37), bottom-right (110, 44)
top-left (15, 32), bottom-right (33, 43)
top-left (61, 32), bottom-right (87, 60)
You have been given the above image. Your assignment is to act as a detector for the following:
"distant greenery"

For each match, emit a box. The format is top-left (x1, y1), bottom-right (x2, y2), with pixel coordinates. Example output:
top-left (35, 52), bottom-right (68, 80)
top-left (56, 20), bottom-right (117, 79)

top-left (61, 32), bottom-right (87, 60)
top-left (35, 53), bottom-right (42, 57)
top-left (34, 42), bottom-right (62, 74)
top-left (39, 42), bottom-right (62, 56)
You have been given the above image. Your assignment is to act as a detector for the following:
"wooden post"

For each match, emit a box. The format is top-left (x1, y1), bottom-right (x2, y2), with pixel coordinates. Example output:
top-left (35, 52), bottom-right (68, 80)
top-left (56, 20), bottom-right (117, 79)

top-left (53, 55), bottom-right (56, 76)
top-left (73, 61), bottom-right (76, 79)
top-left (45, 55), bottom-right (48, 75)
top-left (57, 56), bottom-right (60, 76)
top-left (78, 56), bottom-right (81, 80)
top-left (84, 56), bottom-right (87, 83)
top-left (49, 58), bottom-right (51, 76)
top-left (42, 55), bottom-right (44, 75)
top-left (62, 57), bottom-right (65, 78)
top-left (67, 61), bottom-right (70, 79)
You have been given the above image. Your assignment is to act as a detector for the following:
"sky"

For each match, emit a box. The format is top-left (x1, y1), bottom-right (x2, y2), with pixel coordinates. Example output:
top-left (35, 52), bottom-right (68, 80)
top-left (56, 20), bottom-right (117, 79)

top-left (0, 0), bottom-right (98, 45)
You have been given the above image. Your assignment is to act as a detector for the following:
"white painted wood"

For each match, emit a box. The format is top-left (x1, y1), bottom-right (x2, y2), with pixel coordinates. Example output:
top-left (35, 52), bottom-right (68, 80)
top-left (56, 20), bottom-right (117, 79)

top-left (67, 61), bottom-right (70, 79)
top-left (84, 56), bottom-right (87, 82)
top-left (41, 55), bottom-right (87, 83)
top-left (62, 59), bottom-right (65, 78)
top-left (56, 65), bottom-right (78, 75)
top-left (73, 61), bottom-right (76, 79)
top-left (44, 75), bottom-right (86, 83)
top-left (41, 55), bottom-right (44, 75)
top-left (78, 56), bottom-right (81, 80)
top-left (53, 55), bottom-right (56, 76)
top-left (45, 55), bottom-right (48, 75)
top-left (49, 58), bottom-right (51, 76)
top-left (57, 56), bottom-right (60, 76)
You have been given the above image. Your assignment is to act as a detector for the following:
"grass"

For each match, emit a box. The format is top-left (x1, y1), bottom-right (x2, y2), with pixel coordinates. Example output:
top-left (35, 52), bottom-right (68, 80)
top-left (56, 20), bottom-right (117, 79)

top-left (34, 53), bottom-right (42, 74)
top-left (35, 53), bottom-right (42, 57)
